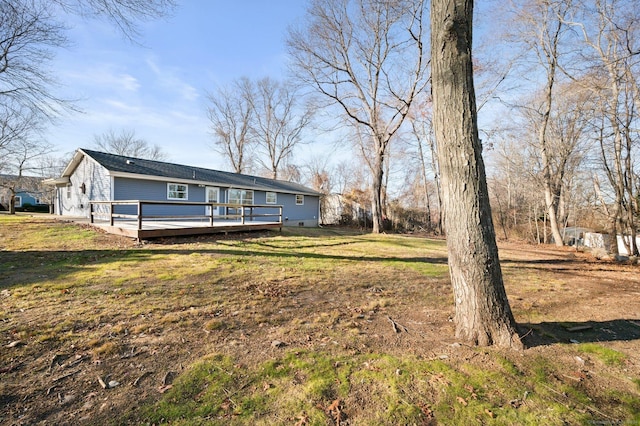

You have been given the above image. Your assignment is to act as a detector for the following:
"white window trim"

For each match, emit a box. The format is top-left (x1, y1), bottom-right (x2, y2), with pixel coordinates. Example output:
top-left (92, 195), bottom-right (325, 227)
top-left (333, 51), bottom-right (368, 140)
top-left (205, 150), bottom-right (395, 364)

top-left (228, 188), bottom-right (254, 205)
top-left (14, 196), bottom-right (22, 207)
top-left (266, 192), bottom-right (277, 204)
top-left (167, 182), bottom-right (188, 200)
top-left (296, 194), bottom-right (304, 205)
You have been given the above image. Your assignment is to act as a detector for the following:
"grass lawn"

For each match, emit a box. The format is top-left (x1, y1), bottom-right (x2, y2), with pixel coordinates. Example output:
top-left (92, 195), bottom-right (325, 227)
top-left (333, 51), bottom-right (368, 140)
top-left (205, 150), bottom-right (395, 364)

top-left (1, 214), bottom-right (639, 425)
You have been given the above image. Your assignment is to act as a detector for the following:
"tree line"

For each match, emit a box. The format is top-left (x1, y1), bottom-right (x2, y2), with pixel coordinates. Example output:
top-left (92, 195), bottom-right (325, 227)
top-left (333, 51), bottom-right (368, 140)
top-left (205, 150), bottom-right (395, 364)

top-left (206, 0), bottom-right (639, 255)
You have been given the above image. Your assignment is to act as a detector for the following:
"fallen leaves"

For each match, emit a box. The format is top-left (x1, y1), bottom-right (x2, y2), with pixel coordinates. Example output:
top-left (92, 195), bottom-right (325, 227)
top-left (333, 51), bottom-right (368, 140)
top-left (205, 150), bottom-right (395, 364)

top-left (157, 384), bottom-right (173, 394)
top-left (294, 413), bottom-right (310, 425)
top-left (322, 399), bottom-right (347, 426)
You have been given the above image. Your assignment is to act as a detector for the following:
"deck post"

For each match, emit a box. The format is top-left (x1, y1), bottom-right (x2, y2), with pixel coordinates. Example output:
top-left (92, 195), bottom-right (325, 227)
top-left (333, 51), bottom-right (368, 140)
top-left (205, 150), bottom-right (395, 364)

top-left (209, 204), bottom-right (214, 226)
top-left (90, 202), bottom-right (94, 224)
top-left (110, 202), bottom-right (114, 226)
top-left (241, 206), bottom-right (245, 224)
top-left (137, 201), bottom-right (143, 230)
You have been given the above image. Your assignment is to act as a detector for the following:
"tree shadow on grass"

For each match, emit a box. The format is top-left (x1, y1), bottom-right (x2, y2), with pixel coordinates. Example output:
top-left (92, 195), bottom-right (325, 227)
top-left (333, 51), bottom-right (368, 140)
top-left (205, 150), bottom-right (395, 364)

top-left (0, 249), bottom-right (158, 289)
top-left (501, 257), bottom-right (639, 275)
top-left (0, 247), bottom-right (450, 290)
top-left (520, 319), bottom-right (640, 348)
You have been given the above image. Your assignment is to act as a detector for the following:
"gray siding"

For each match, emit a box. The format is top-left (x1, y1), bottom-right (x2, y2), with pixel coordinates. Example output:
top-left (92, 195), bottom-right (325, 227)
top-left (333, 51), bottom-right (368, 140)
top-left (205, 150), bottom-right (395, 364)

top-left (278, 193), bottom-right (319, 227)
top-left (111, 179), bottom-right (318, 225)
top-left (113, 177), bottom-right (207, 216)
top-left (59, 162), bottom-right (319, 226)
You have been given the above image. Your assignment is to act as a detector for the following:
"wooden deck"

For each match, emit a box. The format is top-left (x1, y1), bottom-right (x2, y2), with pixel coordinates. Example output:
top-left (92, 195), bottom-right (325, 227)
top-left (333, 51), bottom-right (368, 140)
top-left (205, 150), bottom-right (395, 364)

top-left (94, 220), bottom-right (282, 240)
top-left (90, 200), bottom-right (283, 240)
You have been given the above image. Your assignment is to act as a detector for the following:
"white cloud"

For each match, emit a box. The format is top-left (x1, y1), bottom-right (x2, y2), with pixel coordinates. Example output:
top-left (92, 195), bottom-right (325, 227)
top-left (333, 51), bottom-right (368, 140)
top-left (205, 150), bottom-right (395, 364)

top-left (145, 56), bottom-right (200, 102)
top-left (62, 66), bottom-right (140, 94)
top-left (118, 74), bottom-right (141, 92)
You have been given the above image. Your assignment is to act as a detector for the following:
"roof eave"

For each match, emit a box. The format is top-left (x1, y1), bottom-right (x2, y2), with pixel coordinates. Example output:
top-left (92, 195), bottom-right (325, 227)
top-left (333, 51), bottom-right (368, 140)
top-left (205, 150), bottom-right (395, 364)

top-left (43, 177), bottom-right (70, 186)
top-left (108, 171), bottom-right (320, 196)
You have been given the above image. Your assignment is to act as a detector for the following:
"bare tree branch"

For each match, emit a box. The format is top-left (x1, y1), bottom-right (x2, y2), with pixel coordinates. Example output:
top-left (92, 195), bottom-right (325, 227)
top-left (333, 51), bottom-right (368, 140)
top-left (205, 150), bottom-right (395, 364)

top-left (287, 0), bottom-right (428, 233)
top-left (92, 128), bottom-right (167, 160)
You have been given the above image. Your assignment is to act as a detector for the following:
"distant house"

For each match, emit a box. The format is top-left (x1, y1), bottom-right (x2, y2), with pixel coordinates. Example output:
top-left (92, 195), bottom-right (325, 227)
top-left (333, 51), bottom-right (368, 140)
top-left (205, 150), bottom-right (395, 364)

top-left (560, 226), bottom-right (593, 246)
top-left (0, 174), bottom-right (50, 211)
top-left (321, 193), bottom-right (371, 226)
top-left (13, 190), bottom-right (46, 209)
top-left (44, 149), bottom-right (321, 227)
top-left (584, 232), bottom-right (640, 256)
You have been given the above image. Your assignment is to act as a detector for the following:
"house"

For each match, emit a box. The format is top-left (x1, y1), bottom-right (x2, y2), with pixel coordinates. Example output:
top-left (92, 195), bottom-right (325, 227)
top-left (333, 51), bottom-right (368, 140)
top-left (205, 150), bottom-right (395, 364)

top-left (44, 149), bottom-right (321, 227)
top-left (321, 193), bottom-right (371, 226)
top-left (560, 226), bottom-right (593, 246)
top-left (584, 232), bottom-right (640, 256)
top-left (0, 174), bottom-right (51, 212)
top-left (13, 190), bottom-right (48, 209)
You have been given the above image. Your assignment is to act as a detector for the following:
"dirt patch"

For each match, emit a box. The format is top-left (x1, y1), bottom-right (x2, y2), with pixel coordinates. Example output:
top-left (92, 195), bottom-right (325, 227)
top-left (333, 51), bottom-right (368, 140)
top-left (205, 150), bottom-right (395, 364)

top-left (1, 217), bottom-right (639, 424)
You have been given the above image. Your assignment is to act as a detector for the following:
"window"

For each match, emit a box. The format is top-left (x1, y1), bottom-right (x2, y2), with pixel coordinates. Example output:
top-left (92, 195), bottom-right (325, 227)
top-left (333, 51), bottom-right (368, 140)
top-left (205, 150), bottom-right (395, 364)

top-left (266, 192), bottom-right (277, 204)
top-left (296, 194), bottom-right (304, 205)
top-left (66, 184), bottom-right (72, 199)
top-left (167, 183), bottom-right (188, 200)
top-left (14, 196), bottom-right (22, 207)
top-left (228, 189), bottom-right (254, 205)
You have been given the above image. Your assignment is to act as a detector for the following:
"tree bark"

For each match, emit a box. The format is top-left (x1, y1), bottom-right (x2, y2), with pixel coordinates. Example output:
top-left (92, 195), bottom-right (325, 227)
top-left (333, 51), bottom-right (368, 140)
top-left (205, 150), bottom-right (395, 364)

top-left (430, 0), bottom-right (522, 348)
top-left (416, 131), bottom-right (432, 225)
top-left (9, 192), bottom-right (16, 215)
top-left (371, 151), bottom-right (385, 233)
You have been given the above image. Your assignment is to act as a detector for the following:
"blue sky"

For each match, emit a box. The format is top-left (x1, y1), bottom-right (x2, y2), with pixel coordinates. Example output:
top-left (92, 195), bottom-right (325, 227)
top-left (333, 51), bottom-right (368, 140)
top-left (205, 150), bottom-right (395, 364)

top-left (47, 1), bottom-right (509, 178)
top-left (49, 1), bottom-right (309, 169)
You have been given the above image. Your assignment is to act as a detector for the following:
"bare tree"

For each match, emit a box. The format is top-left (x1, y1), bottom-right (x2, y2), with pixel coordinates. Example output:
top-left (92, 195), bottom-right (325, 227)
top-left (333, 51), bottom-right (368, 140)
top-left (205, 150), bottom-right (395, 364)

top-left (206, 77), bottom-right (255, 174)
top-left (411, 120), bottom-right (432, 225)
top-left (287, 0), bottom-right (428, 233)
top-left (92, 128), bottom-right (167, 160)
top-left (409, 99), bottom-right (444, 234)
top-left (304, 154), bottom-right (333, 193)
top-left (0, 136), bottom-right (53, 214)
top-left (505, 0), bottom-right (577, 247)
top-left (0, 106), bottom-right (44, 155)
top-left (1, 0), bottom-right (174, 194)
top-left (568, 0), bottom-right (640, 256)
top-left (0, 0), bottom-right (67, 123)
top-left (279, 163), bottom-right (302, 183)
top-left (489, 128), bottom-right (541, 242)
top-left (489, 79), bottom-right (592, 245)
top-left (51, 0), bottom-right (176, 41)
top-left (1, 0), bottom-right (174, 119)
top-left (333, 159), bottom-right (357, 195)
top-left (431, 0), bottom-right (522, 348)
top-left (251, 78), bottom-right (313, 180)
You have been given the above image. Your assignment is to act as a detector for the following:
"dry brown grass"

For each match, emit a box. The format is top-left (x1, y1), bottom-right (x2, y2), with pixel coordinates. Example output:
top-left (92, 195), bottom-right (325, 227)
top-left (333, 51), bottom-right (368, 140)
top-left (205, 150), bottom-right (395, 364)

top-left (1, 214), bottom-right (639, 425)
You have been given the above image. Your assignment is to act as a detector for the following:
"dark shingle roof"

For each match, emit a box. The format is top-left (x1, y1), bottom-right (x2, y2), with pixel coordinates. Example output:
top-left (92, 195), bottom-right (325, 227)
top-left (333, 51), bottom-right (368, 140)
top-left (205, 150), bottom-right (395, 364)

top-left (79, 149), bottom-right (320, 196)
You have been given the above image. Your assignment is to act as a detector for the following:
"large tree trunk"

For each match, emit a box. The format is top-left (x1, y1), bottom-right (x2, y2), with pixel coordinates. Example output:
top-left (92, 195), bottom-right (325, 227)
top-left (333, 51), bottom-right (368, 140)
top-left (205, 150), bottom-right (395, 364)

top-left (430, 0), bottom-right (522, 348)
top-left (428, 131), bottom-right (444, 235)
top-left (9, 193), bottom-right (16, 215)
top-left (416, 134), bottom-right (432, 225)
top-left (371, 151), bottom-right (385, 234)
top-left (545, 188), bottom-right (564, 246)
